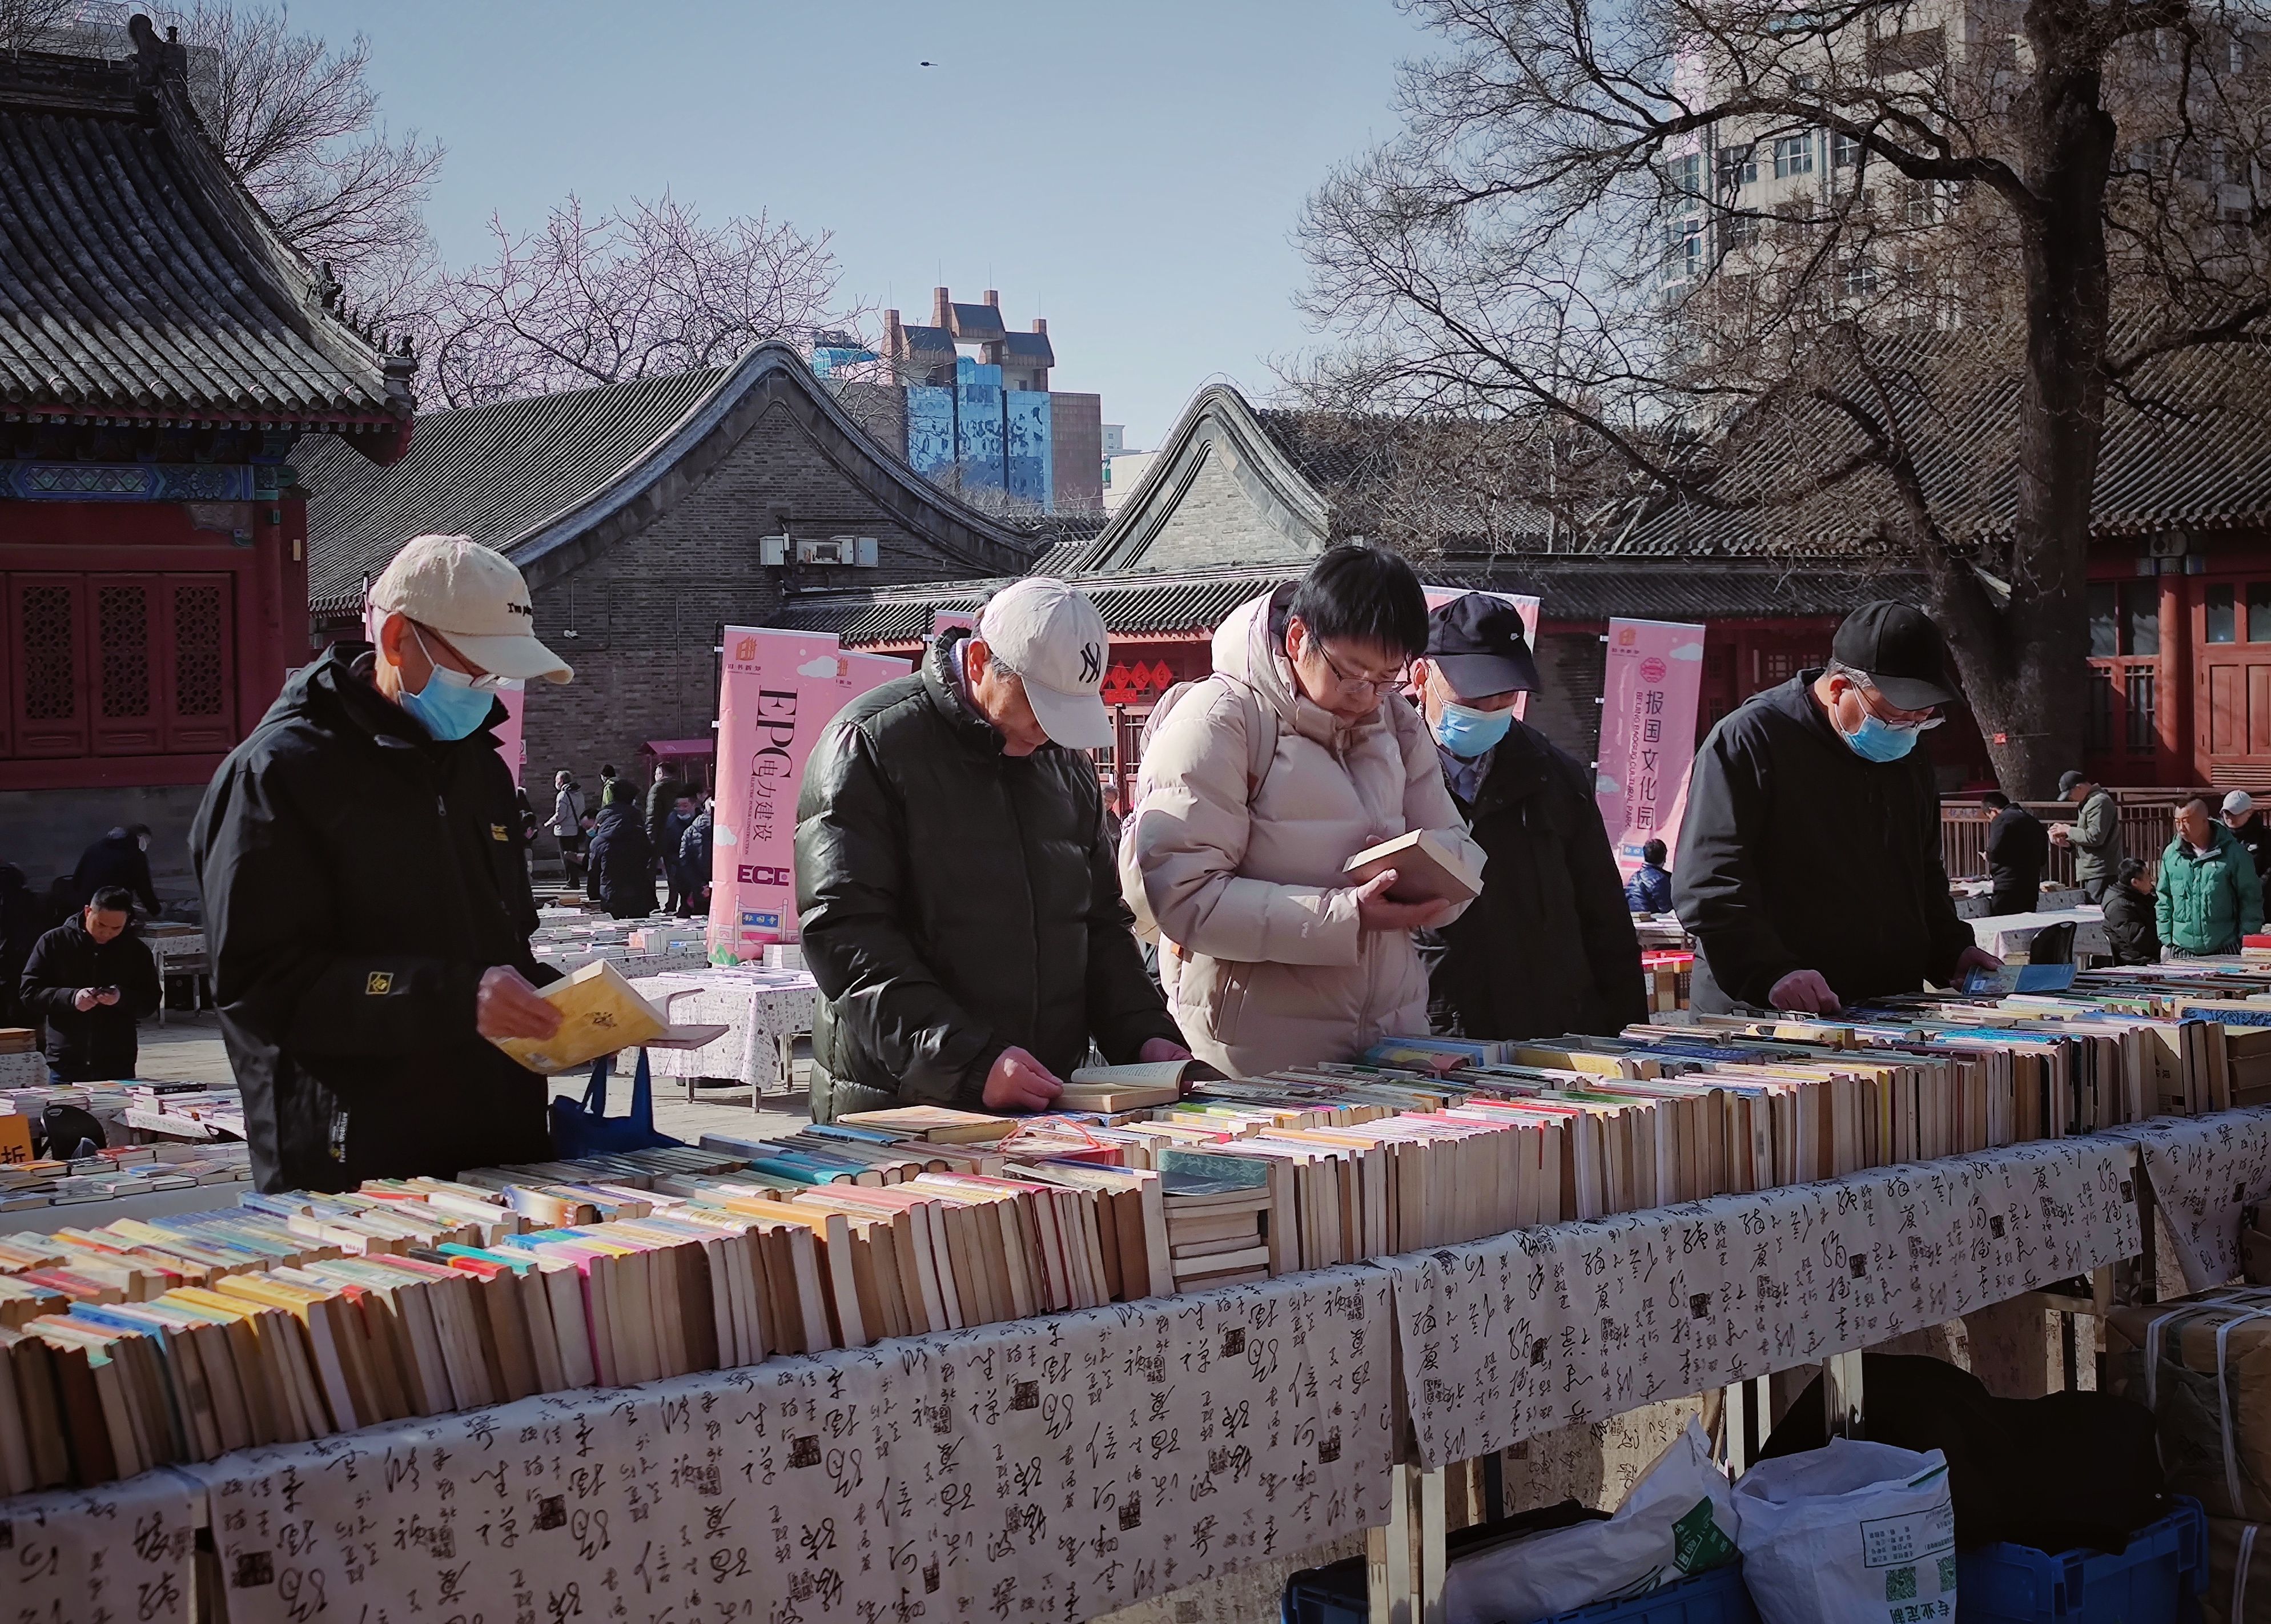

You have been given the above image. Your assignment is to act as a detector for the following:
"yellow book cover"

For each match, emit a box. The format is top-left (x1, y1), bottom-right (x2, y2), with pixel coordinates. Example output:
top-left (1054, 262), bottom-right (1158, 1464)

top-left (492, 960), bottom-right (669, 1075)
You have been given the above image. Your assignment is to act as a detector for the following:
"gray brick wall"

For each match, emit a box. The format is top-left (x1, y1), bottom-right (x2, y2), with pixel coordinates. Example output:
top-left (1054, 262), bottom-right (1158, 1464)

top-left (1137, 444), bottom-right (1318, 572)
top-left (520, 405), bottom-right (987, 793)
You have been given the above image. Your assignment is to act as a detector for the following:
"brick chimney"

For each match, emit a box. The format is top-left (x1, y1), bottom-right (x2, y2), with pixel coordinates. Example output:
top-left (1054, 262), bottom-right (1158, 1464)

top-left (932, 287), bottom-right (951, 327)
top-left (882, 308), bottom-right (903, 356)
top-left (1034, 317), bottom-right (1047, 335)
top-left (984, 288), bottom-right (1000, 308)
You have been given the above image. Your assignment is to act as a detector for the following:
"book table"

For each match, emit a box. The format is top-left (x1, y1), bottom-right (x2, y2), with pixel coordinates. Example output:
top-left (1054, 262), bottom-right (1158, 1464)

top-left (632, 969), bottom-right (821, 1103)
top-left (14, 1113), bottom-right (2271, 1624)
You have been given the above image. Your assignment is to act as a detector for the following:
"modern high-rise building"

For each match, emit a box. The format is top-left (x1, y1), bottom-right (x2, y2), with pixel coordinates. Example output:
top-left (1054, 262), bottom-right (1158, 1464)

top-left (814, 288), bottom-right (1103, 514)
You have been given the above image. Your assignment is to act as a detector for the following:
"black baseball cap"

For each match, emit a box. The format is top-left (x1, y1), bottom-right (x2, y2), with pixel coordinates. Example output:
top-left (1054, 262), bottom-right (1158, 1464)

top-left (1831, 601), bottom-right (1958, 710)
top-left (1424, 593), bottom-right (1540, 697)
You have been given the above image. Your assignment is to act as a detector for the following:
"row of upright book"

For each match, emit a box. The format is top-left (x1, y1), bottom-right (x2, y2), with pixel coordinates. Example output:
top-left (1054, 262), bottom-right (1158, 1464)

top-left (6, 960), bottom-right (2271, 1498)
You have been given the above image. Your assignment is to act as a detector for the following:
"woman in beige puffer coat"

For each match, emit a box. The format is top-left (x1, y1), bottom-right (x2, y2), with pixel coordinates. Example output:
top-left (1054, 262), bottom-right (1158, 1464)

top-left (1123, 559), bottom-right (1482, 1075)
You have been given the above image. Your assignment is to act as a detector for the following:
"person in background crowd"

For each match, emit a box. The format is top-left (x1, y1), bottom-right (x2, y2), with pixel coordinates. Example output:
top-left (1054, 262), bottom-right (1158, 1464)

top-left (2051, 771), bottom-right (2121, 901)
top-left (0, 863), bottom-right (49, 1030)
top-left (549, 769), bottom-right (586, 885)
top-left (798, 577), bottom-right (1187, 1119)
top-left (2223, 790), bottom-right (2271, 881)
top-left (679, 797), bottom-right (714, 919)
top-left (71, 823), bottom-right (159, 916)
top-left (1675, 601), bottom-right (2001, 1013)
top-left (644, 763), bottom-right (683, 868)
top-left (1125, 545), bottom-right (1484, 1074)
top-left (2101, 857), bottom-right (2161, 966)
top-left (1100, 780), bottom-right (1126, 853)
top-left (586, 797), bottom-right (654, 919)
top-left (20, 886), bottom-right (160, 1083)
top-left (515, 786), bottom-right (537, 845)
top-left (1404, 593), bottom-right (1639, 1041)
top-left (2157, 793), bottom-right (2264, 956)
top-left (1625, 839), bottom-right (1675, 915)
top-left (190, 534), bottom-right (572, 1192)
top-left (598, 763), bottom-right (623, 809)
top-left (661, 793), bottom-right (699, 914)
top-left (1982, 791), bottom-right (2049, 916)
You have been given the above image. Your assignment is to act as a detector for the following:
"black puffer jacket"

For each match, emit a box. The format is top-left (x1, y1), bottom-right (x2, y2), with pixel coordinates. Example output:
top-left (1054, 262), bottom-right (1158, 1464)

top-left (2100, 883), bottom-right (2161, 964)
top-left (586, 803), bottom-right (654, 918)
top-left (1675, 671), bottom-right (1974, 1011)
top-left (1427, 720), bottom-right (1647, 1040)
top-left (795, 632), bottom-right (1181, 1111)
top-left (20, 920), bottom-right (160, 1080)
top-left (189, 647), bottom-right (557, 1192)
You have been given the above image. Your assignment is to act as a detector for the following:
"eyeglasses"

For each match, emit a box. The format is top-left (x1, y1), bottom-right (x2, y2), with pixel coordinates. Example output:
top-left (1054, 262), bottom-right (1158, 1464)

top-left (1309, 638), bottom-right (1410, 698)
top-left (1846, 670), bottom-right (1943, 730)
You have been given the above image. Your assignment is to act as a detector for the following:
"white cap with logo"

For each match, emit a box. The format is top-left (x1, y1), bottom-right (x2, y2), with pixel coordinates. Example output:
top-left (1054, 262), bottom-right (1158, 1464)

top-left (368, 534), bottom-right (573, 684)
top-left (978, 577), bottom-right (1111, 749)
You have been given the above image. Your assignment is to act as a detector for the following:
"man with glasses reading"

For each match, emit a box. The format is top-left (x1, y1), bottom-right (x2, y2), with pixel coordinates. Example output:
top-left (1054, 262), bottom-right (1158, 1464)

top-left (192, 535), bottom-right (573, 1191)
top-left (1675, 601), bottom-right (2001, 1014)
top-left (1124, 544), bottom-right (1483, 1074)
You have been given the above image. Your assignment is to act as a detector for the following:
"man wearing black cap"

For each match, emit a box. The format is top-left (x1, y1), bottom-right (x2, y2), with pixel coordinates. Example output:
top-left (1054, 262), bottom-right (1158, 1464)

top-left (1674, 601), bottom-right (2001, 1014)
top-left (2049, 771), bottom-right (2121, 901)
top-left (1412, 594), bottom-right (1646, 1039)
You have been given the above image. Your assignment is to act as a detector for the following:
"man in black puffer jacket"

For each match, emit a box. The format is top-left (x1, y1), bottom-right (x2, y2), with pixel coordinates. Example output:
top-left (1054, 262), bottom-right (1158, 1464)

top-left (795, 580), bottom-right (1188, 1120)
top-left (190, 536), bottom-right (574, 1192)
top-left (586, 801), bottom-right (654, 919)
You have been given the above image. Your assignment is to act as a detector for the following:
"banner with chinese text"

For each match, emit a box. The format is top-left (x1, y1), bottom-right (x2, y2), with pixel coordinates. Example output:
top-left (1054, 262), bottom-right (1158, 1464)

top-left (1594, 618), bottom-right (1706, 873)
top-left (707, 628), bottom-right (906, 960)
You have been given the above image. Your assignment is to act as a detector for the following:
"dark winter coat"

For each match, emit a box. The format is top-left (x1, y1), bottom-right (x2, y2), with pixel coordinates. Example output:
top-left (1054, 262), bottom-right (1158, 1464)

top-left (2229, 813), bottom-right (2271, 881)
top-left (1674, 671), bottom-right (1974, 1011)
top-left (1985, 803), bottom-right (2050, 915)
top-left (1427, 721), bottom-right (1649, 1042)
top-left (2100, 883), bottom-right (2160, 966)
top-left (645, 775), bottom-right (685, 852)
top-left (1623, 863), bottom-right (1675, 915)
top-left (680, 807), bottom-right (713, 888)
top-left (71, 830), bottom-right (159, 915)
top-left (795, 631), bottom-right (1182, 1114)
top-left (661, 809), bottom-right (698, 886)
top-left (188, 646), bottom-right (557, 1193)
top-left (0, 865), bottom-right (42, 1027)
top-left (585, 804), bottom-right (654, 918)
top-left (19, 920), bottom-right (159, 1080)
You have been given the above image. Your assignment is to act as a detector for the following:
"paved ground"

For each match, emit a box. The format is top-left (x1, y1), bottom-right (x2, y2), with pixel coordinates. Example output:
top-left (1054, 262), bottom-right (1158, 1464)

top-left (134, 1009), bottom-right (812, 1149)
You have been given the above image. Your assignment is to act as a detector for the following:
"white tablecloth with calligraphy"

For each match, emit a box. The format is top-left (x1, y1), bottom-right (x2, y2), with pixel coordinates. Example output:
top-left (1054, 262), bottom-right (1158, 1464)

top-left (191, 1265), bottom-right (1394, 1624)
top-left (2105, 1106), bottom-right (2271, 1291)
top-left (1380, 1135), bottom-right (2141, 1469)
top-left (6, 1467), bottom-right (202, 1624)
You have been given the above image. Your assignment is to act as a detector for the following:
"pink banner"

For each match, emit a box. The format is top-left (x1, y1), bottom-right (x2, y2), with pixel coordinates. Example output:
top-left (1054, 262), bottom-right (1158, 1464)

top-left (492, 680), bottom-right (526, 785)
top-left (1594, 618), bottom-right (1706, 874)
top-left (1421, 586), bottom-right (1542, 718)
top-left (708, 628), bottom-right (908, 960)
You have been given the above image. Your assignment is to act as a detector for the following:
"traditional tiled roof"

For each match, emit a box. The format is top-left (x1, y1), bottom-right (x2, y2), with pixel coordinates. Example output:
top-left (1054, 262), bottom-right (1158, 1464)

top-left (0, 21), bottom-right (408, 459)
top-left (301, 344), bottom-right (1039, 617)
top-left (1618, 331), bottom-right (2271, 555)
top-left (778, 559), bottom-right (1911, 648)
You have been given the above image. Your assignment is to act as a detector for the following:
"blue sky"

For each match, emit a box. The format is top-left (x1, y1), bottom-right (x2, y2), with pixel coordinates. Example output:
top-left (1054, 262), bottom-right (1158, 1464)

top-left (280, 0), bottom-right (1436, 447)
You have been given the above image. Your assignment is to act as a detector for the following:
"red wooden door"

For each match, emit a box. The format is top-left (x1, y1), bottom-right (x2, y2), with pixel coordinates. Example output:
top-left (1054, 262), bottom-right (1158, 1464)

top-left (162, 575), bottom-right (236, 752)
top-left (91, 576), bottom-right (163, 756)
top-left (7, 574), bottom-right (91, 758)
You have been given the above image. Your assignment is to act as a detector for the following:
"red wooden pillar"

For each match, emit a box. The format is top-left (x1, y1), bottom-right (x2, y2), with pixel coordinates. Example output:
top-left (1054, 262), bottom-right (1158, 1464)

top-left (2159, 570), bottom-right (2193, 785)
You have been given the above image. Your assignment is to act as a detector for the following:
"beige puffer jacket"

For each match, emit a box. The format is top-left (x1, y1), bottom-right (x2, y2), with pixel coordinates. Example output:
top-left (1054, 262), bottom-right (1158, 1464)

top-left (1122, 590), bottom-right (1481, 1075)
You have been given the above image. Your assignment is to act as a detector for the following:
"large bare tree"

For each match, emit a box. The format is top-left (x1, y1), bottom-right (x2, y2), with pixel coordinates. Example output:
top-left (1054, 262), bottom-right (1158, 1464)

top-left (1297, 0), bottom-right (2271, 793)
top-left (156, 2), bottom-right (442, 300)
top-left (409, 192), bottom-right (850, 408)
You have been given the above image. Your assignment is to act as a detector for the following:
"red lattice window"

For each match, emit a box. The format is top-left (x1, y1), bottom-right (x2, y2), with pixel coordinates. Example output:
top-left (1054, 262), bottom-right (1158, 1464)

top-left (3, 573), bottom-right (235, 761)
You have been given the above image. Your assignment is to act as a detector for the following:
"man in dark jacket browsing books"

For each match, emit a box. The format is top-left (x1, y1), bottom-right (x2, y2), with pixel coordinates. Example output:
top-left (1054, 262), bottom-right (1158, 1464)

top-left (1674, 602), bottom-right (2002, 1014)
top-left (190, 536), bottom-right (573, 1192)
top-left (795, 578), bottom-right (1189, 1120)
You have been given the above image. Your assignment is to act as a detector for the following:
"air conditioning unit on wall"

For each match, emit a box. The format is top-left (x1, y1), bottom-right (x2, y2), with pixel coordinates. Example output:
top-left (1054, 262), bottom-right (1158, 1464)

top-left (798, 536), bottom-right (880, 568)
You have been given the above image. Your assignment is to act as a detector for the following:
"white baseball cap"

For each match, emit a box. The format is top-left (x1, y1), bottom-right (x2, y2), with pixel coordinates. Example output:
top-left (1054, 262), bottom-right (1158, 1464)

top-left (2226, 790), bottom-right (2256, 817)
top-left (977, 578), bottom-right (1111, 749)
top-left (369, 534), bottom-right (573, 685)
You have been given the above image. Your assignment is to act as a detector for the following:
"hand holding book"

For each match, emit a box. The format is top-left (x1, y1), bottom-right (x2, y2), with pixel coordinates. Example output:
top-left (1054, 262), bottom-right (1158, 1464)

top-left (477, 967), bottom-right (562, 1043)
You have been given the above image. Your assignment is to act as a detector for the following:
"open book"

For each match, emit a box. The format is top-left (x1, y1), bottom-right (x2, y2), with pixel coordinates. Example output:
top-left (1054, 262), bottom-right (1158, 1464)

top-left (491, 960), bottom-right (720, 1075)
top-left (1342, 829), bottom-right (1486, 905)
top-left (1060, 1058), bottom-right (1227, 1114)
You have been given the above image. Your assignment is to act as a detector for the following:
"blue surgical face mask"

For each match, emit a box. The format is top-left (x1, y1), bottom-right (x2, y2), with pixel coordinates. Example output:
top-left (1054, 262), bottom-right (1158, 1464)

top-left (1840, 710), bottom-right (1922, 762)
top-left (397, 626), bottom-right (497, 742)
top-left (1434, 700), bottom-right (1513, 759)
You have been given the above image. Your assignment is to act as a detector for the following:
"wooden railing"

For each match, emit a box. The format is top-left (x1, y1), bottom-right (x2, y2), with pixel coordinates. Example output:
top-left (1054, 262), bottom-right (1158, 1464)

top-left (1940, 789), bottom-right (2209, 882)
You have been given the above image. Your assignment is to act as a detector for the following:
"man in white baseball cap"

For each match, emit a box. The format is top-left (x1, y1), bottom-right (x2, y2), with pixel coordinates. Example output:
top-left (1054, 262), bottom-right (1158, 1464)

top-left (190, 536), bottom-right (577, 1192)
top-left (2224, 789), bottom-right (2271, 882)
top-left (794, 577), bottom-right (1193, 1121)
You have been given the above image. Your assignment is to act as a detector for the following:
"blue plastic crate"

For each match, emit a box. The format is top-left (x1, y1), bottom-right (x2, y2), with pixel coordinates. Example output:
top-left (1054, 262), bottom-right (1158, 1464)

top-left (1283, 1558), bottom-right (1756, 1624)
top-left (1956, 1497), bottom-right (2208, 1623)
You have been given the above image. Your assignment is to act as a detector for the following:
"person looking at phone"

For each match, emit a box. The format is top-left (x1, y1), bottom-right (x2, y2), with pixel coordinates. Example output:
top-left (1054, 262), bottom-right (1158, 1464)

top-left (20, 886), bottom-right (160, 1084)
